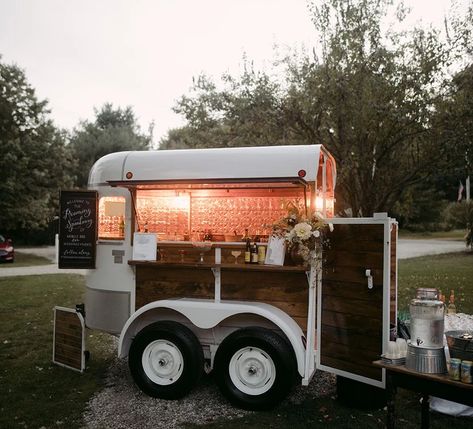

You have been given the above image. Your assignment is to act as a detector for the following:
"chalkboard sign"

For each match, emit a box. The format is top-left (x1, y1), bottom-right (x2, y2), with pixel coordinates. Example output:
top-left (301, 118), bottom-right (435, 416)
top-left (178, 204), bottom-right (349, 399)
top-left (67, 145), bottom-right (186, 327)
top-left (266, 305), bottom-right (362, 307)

top-left (58, 190), bottom-right (98, 269)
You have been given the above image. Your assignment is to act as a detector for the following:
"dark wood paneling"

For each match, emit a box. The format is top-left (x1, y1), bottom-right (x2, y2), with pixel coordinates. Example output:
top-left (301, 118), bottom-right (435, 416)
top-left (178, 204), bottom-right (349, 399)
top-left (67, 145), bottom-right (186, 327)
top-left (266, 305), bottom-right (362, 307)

top-left (134, 265), bottom-right (310, 331)
top-left (321, 223), bottom-right (384, 382)
top-left (320, 355), bottom-right (382, 380)
top-left (54, 309), bottom-right (83, 371)
top-left (322, 279), bottom-right (383, 301)
top-left (321, 325), bottom-right (382, 354)
top-left (326, 224), bottom-right (384, 241)
top-left (323, 266), bottom-right (384, 285)
top-left (321, 311), bottom-right (382, 334)
top-left (221, 270), bottom-right (308, 331)
top-left (324, 249), bottom-right (384, 269)
top-left (136, 266), bottom-right (215, 308)
top-left (322, 295), bottom-right (382, 319)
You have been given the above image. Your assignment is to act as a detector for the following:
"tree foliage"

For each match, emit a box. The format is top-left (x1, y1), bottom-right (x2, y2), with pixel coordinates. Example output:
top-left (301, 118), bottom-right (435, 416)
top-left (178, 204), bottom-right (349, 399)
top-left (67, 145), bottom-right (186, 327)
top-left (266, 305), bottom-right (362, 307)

top-left (161, 0), bottom-right (472, 218)
top-left (69, 103), bottom-right (152, 187)
top-left (0, 57), bottom-right (74, 231)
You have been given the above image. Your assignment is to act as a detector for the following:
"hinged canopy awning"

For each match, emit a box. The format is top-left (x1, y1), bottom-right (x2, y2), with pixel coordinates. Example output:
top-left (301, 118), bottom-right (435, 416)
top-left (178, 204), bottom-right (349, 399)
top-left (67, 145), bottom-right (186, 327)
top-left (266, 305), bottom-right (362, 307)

top-left (107, 177), bottom-right (309, 190)
top-left (89, 144), bottom-right (336, 193)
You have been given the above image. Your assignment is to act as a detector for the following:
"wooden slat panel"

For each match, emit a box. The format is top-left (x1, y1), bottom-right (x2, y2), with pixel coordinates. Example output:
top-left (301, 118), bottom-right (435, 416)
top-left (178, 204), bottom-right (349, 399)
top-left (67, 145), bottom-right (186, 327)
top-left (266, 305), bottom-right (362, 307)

top-left (323, 266), bottom-right (383, 285)
top-left (321, 311), bottom-right (382, 334)
top-left (320, 356), bottom-right (382, 380)
top-left (324, 250), bottom-right (384, 269)
top-left (53, 309), bottom-right (83, 371)
top-left (321, 338), bottom-right (382, 364)
top-left (321, 223), bottom-right (384, 381)
top-left (221, 270), bottom-right (308, 331)
top-left (322, 295), bottom-right (382, 319)
top-left (321, 325), bottom-right (381, 354)
top-left (325, 224), bottom-right (385, 243)
top-left (322, 280), bottom-right (383, 301)
top-left (135, 264), bottom-right (310, 332)
top-left (136, 266), bottom-right (215, 308)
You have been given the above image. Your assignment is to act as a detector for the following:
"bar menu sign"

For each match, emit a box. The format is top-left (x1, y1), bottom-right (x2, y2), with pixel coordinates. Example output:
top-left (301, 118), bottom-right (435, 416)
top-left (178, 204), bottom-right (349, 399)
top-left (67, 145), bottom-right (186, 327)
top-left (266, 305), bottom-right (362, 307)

top-left (59, 190), bottom-right (98, 269)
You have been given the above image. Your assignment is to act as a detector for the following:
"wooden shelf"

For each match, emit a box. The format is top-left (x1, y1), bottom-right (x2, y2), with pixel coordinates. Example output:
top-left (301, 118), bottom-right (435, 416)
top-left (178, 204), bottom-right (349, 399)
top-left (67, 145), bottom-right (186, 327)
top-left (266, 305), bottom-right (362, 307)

top-left (128, 260), bottom-right (308, 273)
top-left (156, 241), bottom-right (267, 249)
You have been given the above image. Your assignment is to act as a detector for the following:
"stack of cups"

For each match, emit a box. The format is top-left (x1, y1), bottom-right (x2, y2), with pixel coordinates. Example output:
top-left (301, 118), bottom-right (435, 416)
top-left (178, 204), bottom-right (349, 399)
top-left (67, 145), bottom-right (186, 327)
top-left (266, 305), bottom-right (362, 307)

top-left (386, 338), bottom-right (408, 359)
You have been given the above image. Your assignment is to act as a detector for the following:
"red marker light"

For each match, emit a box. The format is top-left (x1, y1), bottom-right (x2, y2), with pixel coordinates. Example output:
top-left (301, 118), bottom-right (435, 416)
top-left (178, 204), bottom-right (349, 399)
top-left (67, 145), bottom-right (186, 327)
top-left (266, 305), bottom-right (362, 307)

top-left (298, 169), bottom-right (306, 178)
top-left (126, 171), bottom-right (133, 179)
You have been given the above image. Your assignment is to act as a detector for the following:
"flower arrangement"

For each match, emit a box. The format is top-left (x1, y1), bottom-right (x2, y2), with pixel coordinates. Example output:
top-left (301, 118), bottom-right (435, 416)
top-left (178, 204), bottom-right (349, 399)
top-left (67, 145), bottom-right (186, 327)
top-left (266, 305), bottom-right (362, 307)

top-left (272, 203), bottom-right (332, 265)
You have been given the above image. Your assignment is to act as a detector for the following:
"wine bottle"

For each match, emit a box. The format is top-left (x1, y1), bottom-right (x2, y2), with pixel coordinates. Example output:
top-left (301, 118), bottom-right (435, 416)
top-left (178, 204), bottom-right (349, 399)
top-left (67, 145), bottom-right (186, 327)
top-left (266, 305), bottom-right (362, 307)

top-left (447, 290), bottom-right (457, 314)
top-left (251, 241), bottom-right (258, 264)
top-left (244, 238), bottom-right (251, 263)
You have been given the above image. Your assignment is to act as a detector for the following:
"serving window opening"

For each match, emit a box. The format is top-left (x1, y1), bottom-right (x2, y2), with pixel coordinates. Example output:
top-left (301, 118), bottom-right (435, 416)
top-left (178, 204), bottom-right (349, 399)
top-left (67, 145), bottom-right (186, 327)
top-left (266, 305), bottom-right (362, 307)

top-left (98, 196), bottom-right (126, 240)
top-left (133, 183), bottom-right (309, 242)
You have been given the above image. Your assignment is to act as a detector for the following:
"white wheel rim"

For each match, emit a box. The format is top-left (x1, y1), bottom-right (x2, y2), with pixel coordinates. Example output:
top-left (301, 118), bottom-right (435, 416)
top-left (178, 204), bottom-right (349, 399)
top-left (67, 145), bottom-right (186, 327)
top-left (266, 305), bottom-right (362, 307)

top-left (229, 346), bottom-right (276, 395)
top-left (142, 340), bottom-right (183, 385)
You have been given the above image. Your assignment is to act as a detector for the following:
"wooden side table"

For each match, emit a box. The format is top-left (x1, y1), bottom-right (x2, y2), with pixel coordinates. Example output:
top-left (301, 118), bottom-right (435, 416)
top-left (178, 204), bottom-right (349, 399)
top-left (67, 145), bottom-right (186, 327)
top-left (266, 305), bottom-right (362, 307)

top-left (373, 360), bottom-right (473, 429)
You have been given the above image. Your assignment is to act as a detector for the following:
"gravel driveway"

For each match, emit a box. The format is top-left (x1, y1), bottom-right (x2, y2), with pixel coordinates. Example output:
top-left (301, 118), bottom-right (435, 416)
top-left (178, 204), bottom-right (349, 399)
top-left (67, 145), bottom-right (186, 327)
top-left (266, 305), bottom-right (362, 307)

top-left (83, 356), bottom-right (336, 429)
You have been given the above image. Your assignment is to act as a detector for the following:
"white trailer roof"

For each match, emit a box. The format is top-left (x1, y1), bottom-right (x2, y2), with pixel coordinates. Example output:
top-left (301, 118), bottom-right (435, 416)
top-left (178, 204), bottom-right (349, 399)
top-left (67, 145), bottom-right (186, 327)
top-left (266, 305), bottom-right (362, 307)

top-left (89, 145), bottom-right (335, 188)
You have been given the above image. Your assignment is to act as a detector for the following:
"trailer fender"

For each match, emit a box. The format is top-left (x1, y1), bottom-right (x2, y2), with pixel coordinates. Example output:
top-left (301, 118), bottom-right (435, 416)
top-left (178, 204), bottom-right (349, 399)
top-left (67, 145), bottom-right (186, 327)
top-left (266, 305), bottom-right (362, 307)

top-left (118, 299), bottom-right (306, 376)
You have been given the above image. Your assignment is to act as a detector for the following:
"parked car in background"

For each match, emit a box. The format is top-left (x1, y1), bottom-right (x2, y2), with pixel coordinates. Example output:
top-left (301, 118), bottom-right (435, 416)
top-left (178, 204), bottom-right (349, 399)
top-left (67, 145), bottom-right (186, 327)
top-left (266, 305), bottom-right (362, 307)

top-left (0, 235), bottom-right (14, 262)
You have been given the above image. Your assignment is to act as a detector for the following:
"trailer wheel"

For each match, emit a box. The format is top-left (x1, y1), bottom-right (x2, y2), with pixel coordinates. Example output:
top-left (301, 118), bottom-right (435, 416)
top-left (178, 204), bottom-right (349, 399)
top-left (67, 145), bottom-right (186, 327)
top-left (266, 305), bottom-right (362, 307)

top-left (214, 327), bottom-right (296, 410)
top-left (128, 321), bottom-right (204, 399)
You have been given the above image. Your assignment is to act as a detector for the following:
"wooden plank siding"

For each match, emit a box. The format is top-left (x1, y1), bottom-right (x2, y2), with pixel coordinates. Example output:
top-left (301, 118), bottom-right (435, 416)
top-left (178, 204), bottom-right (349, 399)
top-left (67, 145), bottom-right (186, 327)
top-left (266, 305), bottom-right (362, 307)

top-left (320, 223), bottom-right (385, 381)
top-left (53, 309), bottom-right (83, 371)
top-left (135, 266), bottom-right (215, 308)
top-left (134, 265), bottom-right (310, 331)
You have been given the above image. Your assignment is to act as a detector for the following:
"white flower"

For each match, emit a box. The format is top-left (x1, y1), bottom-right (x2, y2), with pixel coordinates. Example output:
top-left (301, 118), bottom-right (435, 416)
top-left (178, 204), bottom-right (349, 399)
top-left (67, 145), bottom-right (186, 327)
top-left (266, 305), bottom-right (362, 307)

top-left (329, 223), bottom-right (334, 232)
top-left (293, 222), bottom-right (312, 240)
top-left (312, 230), bottom-right (320, 238)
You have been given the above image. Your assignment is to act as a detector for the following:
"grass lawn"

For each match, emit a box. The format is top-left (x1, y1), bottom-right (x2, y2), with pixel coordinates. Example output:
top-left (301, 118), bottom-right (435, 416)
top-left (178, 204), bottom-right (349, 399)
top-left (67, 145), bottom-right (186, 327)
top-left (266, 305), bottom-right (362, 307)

top-left (398, 252), bottom-right (473, 316)
top-left (0, 274), bottom-right (114, 429)
top-left (399, 229), bottom-right (466, 241)
top-left (0, 251), bottom-right (52, 268)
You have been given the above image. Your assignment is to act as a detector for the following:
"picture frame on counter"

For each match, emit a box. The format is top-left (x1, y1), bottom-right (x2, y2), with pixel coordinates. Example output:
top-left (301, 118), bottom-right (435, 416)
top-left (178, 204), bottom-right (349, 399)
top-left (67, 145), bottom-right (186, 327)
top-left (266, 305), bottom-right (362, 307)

top-left (264, 235), bottom-right (286, 266)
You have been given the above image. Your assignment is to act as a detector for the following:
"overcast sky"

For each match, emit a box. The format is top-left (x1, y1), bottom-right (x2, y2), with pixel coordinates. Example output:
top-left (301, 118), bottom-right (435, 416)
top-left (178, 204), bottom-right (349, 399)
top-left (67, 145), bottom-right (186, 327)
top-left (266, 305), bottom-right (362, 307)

top-left (0, 0), bottom-right (461, 144)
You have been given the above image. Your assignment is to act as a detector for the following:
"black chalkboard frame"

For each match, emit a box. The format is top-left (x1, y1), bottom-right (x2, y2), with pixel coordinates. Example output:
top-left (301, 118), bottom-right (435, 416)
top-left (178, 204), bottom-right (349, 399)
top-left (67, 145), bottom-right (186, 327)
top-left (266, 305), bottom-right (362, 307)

top-left (58, 190), bottom-right (98, 269)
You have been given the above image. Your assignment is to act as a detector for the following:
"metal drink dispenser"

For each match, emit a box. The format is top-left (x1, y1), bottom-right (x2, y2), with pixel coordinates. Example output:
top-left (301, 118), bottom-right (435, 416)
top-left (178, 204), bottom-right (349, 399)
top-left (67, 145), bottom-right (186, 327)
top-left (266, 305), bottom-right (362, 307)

top-left (409, 299), bottom-right (445, 348)
top-left (406, 290), bottom-right (447, 373)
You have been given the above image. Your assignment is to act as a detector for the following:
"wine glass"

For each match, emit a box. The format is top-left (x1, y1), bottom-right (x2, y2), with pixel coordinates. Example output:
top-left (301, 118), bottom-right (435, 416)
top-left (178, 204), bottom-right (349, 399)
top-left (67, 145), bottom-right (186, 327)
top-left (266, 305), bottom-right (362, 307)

top-left (192, 241), bottom-right (212, 264)
top-left (231, 250), bottom-right (241, 264)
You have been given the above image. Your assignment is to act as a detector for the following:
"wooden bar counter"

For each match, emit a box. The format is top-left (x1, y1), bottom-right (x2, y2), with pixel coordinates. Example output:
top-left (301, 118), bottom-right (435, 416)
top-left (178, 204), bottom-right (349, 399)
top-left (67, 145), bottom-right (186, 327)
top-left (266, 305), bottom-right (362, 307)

top-left (128, 249), bottom-right (311, 331)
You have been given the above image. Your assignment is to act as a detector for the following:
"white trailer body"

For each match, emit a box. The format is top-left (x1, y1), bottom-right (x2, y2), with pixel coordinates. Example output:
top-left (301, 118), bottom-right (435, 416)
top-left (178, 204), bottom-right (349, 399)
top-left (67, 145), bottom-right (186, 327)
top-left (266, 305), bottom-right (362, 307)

top-left (60, 144), bottom-right (396, 410)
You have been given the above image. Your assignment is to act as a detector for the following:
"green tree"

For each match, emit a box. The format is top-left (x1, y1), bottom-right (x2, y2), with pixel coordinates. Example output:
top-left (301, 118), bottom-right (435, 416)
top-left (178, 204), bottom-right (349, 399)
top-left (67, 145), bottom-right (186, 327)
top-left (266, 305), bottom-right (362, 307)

top-left (160, 68), bottom-right (292, 149)
top-left (162, 0), bottom-right (471, 218)
top-left (69, 103), bottom-right (152, 187)
top-left (282, 0), bottom-right (465, 215)
top-left (0, 57), bottom-right (74, 232)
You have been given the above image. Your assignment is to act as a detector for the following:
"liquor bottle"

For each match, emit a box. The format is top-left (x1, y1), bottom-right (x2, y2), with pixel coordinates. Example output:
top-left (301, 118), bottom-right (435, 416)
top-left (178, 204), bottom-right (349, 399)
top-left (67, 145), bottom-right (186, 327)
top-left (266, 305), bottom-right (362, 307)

top-left (243, 228), bottom-right (250, 242)
top-left (257, 244), bottom-right (266, 265)
top-left (447, 290), bottom-right (457, 314)
top-left (244, 238), bottom-right (251, 263)
top-left (251, 241), bottom-right (259, 264)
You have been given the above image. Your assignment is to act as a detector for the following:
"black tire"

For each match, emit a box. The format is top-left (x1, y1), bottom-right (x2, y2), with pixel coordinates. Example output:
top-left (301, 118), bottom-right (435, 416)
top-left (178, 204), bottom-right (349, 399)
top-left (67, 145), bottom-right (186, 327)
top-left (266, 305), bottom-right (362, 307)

top-left (128, 321), bottom-right (204, 400)
top-left (214, 327), bottom-right (297, 410)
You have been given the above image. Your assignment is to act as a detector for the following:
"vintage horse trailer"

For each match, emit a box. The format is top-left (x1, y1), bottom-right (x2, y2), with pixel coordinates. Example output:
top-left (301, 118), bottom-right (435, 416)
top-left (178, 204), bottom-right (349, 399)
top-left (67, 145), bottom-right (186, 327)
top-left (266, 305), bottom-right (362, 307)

top-left (57, 144), bottom-right (397, 410)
